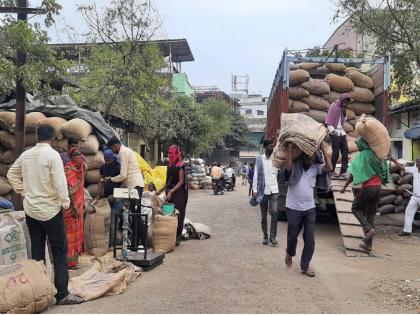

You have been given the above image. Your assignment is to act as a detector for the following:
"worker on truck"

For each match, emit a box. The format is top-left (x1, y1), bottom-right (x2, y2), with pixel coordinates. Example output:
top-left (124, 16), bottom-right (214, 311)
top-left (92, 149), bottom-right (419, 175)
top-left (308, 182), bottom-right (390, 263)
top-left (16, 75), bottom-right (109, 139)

top-left (325, 93), bottom-right (352, 178)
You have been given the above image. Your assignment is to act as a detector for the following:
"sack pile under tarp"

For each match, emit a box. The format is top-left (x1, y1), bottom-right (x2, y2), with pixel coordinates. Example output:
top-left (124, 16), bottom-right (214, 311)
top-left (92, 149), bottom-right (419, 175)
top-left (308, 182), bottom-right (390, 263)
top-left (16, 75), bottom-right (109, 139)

top-left (185, 158), bottom-right (211, 190)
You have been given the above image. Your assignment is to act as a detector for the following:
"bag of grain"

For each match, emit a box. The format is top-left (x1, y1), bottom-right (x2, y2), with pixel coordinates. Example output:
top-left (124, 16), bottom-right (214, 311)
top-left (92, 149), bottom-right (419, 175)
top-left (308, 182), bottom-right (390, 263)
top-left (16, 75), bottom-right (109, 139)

top-left (87, 184), bottom-right (99, 198)
top-left (273, 143), bottom-right (302, 168)
top-left (300, 79), bottom-right (330, 95)
top-left (86, 151), bottom-right (105, 170)
top-left (0, 176), bottom-right (12, 195)
top-left (40, 117), bottom-right (67, 140)
top-left (323, 91), bottom-right (342, 104)
top-left (0, 260), bottom-right (56, 314)
top-left (351, 87), bottom-right (375, 103)
top-left (344, 67), bottom-right (360, 73)
top-left (0, 212), bottom-right (27, 265)
top-left (0, 112), bottom-right (16, 133)
top-left (0, 163), bottom-right (10, 177)
top-left (325, 63), bottom-right (346, 72)
top-left (343, 122), bottom-right (354, 133)
top-left (355, 114), bottom-right (390, 159)
top-left (290, 63), bottom-right (298, 70)
top-left (86, 169), bottom-right (101, 185)
top-left (61, 118), bottom-right (93, 141)
top-left (52, 138), bottom-right (68, 153)
top-left (288, 100), bottom-right (310, 113)
top-left (346, 109), bottom-right (356, 121)
top-left (288, 86), bottom-right (310, 100)
top-left (25, 133), bottom-right (37, 147)
top-left (290, 69), bottom-right (310, 86)
top-left (346, 70), bottom-right (374, 89)
top-left (80, 135), bottom-right (100, 155)
top-left (152, 213), bottom-right (178, 253)
top-left (379, 204), bottom-right (395, 215)
top-left (347, 103), bottom-right (375, 116)
top-left (304, 110), bottom-right (327, 123)
top-left (84, 198), bottom-right (111, 257)
top-left (0, 130), bottom-right (15, 150)
top-left (297, 62), bottom-right (320, 70)
top-left (25, 112), bottom-right (46, 133)
top-left (1, 150), bottom-right (14, 164)
top-left (325, 74), bottom-right (354, 92)
top-left (302, 95), bottom-right (329, 111)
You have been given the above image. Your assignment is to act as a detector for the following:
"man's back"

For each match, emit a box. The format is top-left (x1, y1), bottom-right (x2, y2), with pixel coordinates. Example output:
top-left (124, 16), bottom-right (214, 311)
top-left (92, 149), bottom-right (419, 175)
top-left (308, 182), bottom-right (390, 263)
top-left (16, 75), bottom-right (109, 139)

top-left (211, 166), bottom-right (222, 179)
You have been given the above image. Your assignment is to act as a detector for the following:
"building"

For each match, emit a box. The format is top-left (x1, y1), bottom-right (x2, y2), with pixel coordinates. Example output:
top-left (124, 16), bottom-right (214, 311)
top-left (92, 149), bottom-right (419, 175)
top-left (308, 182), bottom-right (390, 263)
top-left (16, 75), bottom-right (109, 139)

top-left (195, 86), bottom-right (240, 111)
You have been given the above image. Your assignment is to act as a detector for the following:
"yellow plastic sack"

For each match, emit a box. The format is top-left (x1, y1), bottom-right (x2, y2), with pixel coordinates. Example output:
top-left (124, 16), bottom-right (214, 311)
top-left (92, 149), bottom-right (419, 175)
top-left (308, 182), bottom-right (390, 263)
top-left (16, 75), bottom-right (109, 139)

top-left (134, 152), bottom-right (166, 191)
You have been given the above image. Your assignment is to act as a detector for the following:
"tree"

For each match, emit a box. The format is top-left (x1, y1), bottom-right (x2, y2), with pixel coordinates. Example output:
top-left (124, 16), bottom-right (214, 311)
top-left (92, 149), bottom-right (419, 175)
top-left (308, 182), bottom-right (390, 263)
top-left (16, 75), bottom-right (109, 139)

top-left (0, 0), bottom-right (67, 99)
top-left (334, 0), bottom-right (420, 100)
top-left (223, 111), bottom-right (250, 150)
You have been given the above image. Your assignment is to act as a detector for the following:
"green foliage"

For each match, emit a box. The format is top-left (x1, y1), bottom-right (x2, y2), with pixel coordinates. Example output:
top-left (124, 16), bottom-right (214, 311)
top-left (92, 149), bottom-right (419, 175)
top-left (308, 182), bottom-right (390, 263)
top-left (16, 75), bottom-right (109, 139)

top-left (223, 110), bottom-right (250, 149)
top-left (306, 45), bottom-right (353, 58)
top-left (334, 0), bottom-right (420, 100)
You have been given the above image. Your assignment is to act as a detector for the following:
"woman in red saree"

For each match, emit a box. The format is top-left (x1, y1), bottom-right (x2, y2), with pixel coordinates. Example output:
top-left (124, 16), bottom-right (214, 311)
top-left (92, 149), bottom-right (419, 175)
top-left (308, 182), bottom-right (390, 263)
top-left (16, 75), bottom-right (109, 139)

top-left (60, 138), bottom-right (87, 268)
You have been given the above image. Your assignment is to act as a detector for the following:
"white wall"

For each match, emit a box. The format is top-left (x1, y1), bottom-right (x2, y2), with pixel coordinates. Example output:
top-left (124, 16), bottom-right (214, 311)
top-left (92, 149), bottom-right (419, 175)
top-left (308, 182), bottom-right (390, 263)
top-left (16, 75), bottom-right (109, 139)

top-left (389, 111), bottom-right (412, 161)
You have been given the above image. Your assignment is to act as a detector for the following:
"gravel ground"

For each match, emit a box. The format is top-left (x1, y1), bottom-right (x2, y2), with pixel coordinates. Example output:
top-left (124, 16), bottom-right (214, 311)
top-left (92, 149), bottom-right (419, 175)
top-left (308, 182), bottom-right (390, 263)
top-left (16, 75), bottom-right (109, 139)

top-left (47, 185), bottom-right (420, 313)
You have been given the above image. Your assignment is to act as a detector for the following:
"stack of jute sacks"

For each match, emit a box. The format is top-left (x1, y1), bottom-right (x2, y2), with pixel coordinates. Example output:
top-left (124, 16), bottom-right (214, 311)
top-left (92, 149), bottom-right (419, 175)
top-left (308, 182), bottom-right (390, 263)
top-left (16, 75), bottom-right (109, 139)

top-left (186, 158), bottom-right (212, 190)
top-left (288, 62), bottom-right (376, 132)
top-left (273, 113), bottom-right (328, 167)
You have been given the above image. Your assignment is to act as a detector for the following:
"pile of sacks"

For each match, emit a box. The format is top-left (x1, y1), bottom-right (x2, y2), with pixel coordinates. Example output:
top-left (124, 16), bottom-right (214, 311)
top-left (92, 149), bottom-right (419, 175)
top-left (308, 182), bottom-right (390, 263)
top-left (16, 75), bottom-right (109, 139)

top-left (185, 158), bottom-right (212, 190)
top-left (288, 63), bottom-right (376, 131)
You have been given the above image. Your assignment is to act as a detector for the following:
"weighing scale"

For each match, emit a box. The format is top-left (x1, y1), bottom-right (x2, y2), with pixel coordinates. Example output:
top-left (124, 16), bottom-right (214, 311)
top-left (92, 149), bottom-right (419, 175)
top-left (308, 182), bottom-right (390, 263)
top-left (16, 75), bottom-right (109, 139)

top-left (111, 188), bottom-right (165, 271)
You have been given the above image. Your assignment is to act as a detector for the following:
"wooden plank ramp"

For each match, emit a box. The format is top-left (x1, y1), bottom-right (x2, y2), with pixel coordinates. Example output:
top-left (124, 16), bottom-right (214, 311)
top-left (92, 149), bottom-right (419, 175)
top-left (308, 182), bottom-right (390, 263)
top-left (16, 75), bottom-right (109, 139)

top-left (331, 175), bottom-right (370, 257)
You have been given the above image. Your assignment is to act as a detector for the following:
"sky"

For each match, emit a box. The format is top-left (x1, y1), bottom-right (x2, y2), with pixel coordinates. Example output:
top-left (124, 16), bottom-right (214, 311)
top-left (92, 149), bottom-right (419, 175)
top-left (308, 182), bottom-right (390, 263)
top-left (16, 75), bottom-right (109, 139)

top-left (36, 0), bottom-right (345, 96)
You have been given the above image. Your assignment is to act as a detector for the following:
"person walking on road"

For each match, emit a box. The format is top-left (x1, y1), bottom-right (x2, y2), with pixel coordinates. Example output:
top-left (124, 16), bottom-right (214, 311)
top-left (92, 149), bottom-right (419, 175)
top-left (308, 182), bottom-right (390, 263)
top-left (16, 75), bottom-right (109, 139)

top-left (158, 145), bottom-right (188, 246)
top-left (325, 93), bottom-right (351, 177)
top-left (60, 137), bottom-right (87, 269)
top-left (340, 138), bottom-right (390, 252)
top-left (284, 143), bottom-right (332, 277)
top-left (248, 162), bottom-right (254, 196)
top-left (253, 139), bottom-right (279, 247)
top-left (392, 157), bottom-right (420, 237)
top-left (240, 162), bottom-right (249, 186)
top-left (7, 124), bottom-right (84, 305)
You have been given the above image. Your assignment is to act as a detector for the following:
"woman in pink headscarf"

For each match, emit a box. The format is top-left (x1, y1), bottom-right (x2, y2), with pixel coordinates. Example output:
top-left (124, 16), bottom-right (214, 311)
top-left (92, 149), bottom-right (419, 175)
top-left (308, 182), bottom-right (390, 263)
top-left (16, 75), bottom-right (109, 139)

top-left (161, 145), bottom-right (188, 245)
top-left (325, 93), bottom-right (352, 177)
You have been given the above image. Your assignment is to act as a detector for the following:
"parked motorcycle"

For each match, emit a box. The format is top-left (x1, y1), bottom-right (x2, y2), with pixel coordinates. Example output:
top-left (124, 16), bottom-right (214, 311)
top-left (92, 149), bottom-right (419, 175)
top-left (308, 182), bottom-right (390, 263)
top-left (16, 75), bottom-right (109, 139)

top-left (212, 178), bottom-right (224, 195)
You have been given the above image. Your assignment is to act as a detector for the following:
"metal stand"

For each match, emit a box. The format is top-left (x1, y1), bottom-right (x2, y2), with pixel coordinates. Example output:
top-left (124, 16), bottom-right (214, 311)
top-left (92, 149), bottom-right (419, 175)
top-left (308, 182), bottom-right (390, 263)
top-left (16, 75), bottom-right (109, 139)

top-left (112, 188), bottom-right (164, 271)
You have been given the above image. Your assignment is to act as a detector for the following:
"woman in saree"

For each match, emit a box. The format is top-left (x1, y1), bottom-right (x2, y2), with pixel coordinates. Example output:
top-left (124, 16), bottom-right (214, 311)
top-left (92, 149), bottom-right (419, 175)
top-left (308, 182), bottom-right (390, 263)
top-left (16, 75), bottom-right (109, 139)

top-left (60, 137), bottom-right (87, 268)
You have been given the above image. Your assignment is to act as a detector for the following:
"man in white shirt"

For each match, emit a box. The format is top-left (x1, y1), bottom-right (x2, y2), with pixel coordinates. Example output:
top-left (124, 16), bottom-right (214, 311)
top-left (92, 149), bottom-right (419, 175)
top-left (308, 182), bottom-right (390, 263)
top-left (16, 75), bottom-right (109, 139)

top-left (8, 125), bottom-right (84, 305)
top-left (253, 139), bottom-right (279, 246)
top-left (225, 164), bottom-right (236, 187)
top-left (394, 157), bottom-right (420, 236)
top-left (106, 136), bottom-right (146, 249)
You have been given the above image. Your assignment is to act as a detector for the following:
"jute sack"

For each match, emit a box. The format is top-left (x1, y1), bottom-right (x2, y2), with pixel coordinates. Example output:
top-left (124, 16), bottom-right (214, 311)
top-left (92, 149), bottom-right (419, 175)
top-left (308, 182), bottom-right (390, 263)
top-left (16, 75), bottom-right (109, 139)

top-left (25, 133), bottom-right (37, 147)
top-left (0, 260), bottom-right (56, 314)
top-left (39, 117), bottom-right (67, 140)
top-left (273, 143), bottom-right (302, 168)
top-left (345, 67), bottom-right (360, 73)
top-left (323, 91), bottom-right (341, 104)
top-left (52, 138), bottom-right (68, 153)
top-left (288, 86), bottom-right (310, 100)
top-left (290, 69), bottom-right (310, 86)
top-left (84, 198), bottom-right (111, 257)
top-left (0, 112), bottom-right (16, 133)
top-left (190, 184), bottom-right (200, 190)
top-left (25, 112), bottom-right (46, 133)
top-left (61, 118), bottom-right (93, 141)
top-left (351, 87), bottom-right (375, 103)
top-left (152, 213), bottom-right (178, 253)
top-left (379, 204), bottom-right (395, 215)
top-left (86, 151), bottom-right (105, 170)
top-left (379, 194), bottom-right (396, 206)
top-left (325, 63), bottom-right (346, 72)
top-left (0, 176), bottom-right (12, 195)
top-left (300, 79), bottom-right (330, 95)
top-left (355, 114), bottom-right (390, 159)
top-left (346, 109), bottom-right (356, 121)
top-left (302, 95), bottom-right (329, 111)
top-left (80, 135), bottom-right (100, 155)
top-left (347, 140), bottom-right (359, 153)
top-left (325, 74), bottom-right (354, 92)
top-left (290, 63), bottom-right (298, 70)
top-left (345, 70), bottom-right (374, 89)
top-left (1, 150), bottom-right (15, 164)
top-left (0, 130), bottom-right (15, 150)
top-left (87, 184), bottom-right (99, 198)
top-left (288, 100), bottom-right (310, 113)
top-left (85, 169), bottom-right (101, 185)
top-left (0, 212), bottom-right (27, 265)
top-left (297, 62), bottom-right (320, 70)
top-left (304, 110), bottom-right (327, 123)
top-left (398, 173), bottom-right (413, 185)
top-left (0, 163), bottom-right (10, 177)
top-left (347, 103), bottom-right (375, 116)
top-left (344, 122), bottom-right (354, 133)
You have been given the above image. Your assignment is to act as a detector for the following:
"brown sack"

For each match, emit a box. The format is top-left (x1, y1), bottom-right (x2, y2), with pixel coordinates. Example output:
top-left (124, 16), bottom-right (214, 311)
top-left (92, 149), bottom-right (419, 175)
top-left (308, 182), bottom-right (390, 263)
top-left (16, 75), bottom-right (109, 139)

top-left (0, 130), bottom-right (15, 150)
top-left (343, 122), bottom-right (354, 133)
top-left (26, 112), bottom-right (46, 133)
top-left (379, 204), bottom-right (395, 215)
top-left (325, 74), bottom-right (354, 92)
top-left (347, 140), bottom-right (358, 153)
top-left (25, 133), bottom-right (37, 147)
top-left (84, 198), bottom-right (111, 257)
top-left (395, 205), bottom-right (406, 213)
top-left (273, 143), bottom-right (302, 168)
top-left (346, 70), bottom-right (374, 89)
top-left (325, 63), bottom-right (346, 72)
top-left (0, 176), bottom-right (12, 195)
top-left (61, 118), bottom-right (93, 141)
top-left (351, 87), bottom-right (375, 103)
top-left (0, 260), bottom-right (56, 314)
top-left (355, 114), bottom-right (390, 159)
top-left (290, 63), bottom-right (298, 70)
top-left (86, 151), bottom-right (105, 170)
top-left (289, 86), bottom-right (310, 100)
top-left (379, 194), bottom-right (396, 206)
top-left (152, 214), bottom-right (178, 253)
top-left (0, 112), bottom-right (16, 133)
top-left (290, 69), bottom-right (310, 86)
top-left (323, 91), bottom-right (342, 104)
top-left (52, 138), bottom-right (68, 153)
top-left (87, 184), bottom-right (99, 198)
top-left (300, 79), bottom-right (330, 95)
top-left (390, 173), bottom-right (400, 184)
top-left (344, 67), bottom-right (360, 73)
top-left (302, 95), bottom-right (329, 111)
top-left (298, 62), bottom-right (320, 70)
top-left (85, 169), bottom-right (101, 185)
top-left (304, 110), bottom-right (327, 123)
top-left (40, 117), bottom-right (67, 140)
top-left (1, 150), bottom-right (15, 164)
top-left (398, 173), bottom-right (413, 185)
top-left (288, 100), bottom-right (310, 113)
top-left (0, 163), bottom-right (10, 177)
top-left (80, 135), bottom-right (100, 155)
top-left (347, 103), bottom-right (375, 116)
top-left (394, 195), bottom-right (405, 206)
top-left (346, 109), bottom-right (356, 121)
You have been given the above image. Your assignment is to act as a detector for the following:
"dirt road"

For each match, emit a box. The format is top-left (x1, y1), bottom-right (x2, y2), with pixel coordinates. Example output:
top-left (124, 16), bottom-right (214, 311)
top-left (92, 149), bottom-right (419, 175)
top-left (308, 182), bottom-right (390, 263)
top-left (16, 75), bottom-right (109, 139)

top-left (49, 186), bottom-right (420, 313)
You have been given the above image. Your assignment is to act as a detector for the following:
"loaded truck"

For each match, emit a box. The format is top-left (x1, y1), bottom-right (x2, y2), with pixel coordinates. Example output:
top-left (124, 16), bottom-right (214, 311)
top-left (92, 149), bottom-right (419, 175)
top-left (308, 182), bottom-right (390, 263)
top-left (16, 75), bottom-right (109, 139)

top-left (266, 48), bottom-right (391, 219)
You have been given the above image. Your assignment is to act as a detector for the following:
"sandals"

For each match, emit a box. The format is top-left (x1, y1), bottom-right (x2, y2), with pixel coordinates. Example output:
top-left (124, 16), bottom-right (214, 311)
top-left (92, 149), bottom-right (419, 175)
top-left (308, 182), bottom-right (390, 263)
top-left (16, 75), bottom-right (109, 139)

top-left (285, 253), bottom-right (293, 267)
top-left (56, 293), bottom-right (85, 305)
top-left (363, 229), bottom-right (375, 243)
top-left (301, 267), bottom-right (316, 277)
top-left (359, 242), bottom-right (372, 253)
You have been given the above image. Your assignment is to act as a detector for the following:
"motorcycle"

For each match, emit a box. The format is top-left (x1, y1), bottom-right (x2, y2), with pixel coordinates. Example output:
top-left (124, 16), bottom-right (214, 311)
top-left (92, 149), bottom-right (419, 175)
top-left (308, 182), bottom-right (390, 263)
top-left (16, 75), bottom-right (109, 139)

top-left (224, 176), bottom-right (234, 191)
top-left (212, 178), bottom-right (224, 195)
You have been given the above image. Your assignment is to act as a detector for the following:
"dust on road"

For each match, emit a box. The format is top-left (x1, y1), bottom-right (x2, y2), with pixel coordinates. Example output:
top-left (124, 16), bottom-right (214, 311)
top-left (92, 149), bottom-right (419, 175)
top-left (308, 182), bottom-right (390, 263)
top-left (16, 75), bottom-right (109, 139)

top-left (49, 186), bottom-right (420, 313)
